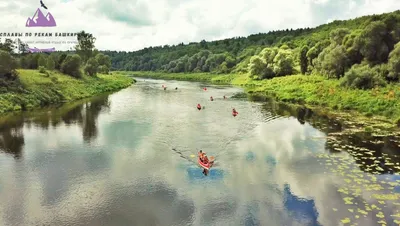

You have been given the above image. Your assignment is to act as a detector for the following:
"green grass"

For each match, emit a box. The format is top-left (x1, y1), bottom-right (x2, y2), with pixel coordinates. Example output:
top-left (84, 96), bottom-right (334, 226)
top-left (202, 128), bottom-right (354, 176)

top-left (119, 70), bottom-right (400, 124)
top-left (246, 74), bottom-right (400, 123)
top-left (0, 69), bottom-right (134, 114)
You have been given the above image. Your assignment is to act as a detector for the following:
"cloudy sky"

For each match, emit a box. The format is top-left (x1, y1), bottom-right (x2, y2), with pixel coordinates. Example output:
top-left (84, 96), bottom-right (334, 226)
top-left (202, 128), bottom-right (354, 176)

top-left (0, 0), bottom-right (399, 51)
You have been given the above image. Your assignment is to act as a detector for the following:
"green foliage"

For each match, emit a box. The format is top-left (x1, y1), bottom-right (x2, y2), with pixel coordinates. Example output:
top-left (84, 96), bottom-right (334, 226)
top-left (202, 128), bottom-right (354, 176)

top-left (388, 42), bottom-right (400, 81)
top-left (316, 45), bottom-right (348, 78)
top-left (357, 21), bottom-right (390, 64)
top-left (246, 74), bottom-right (400, 121)
top-left (300, 45), bottom-right (309, 74)
top-left (38, 66), bottom-right (46, 74)
top-left (75, 30), bottom-right (96, 63)
top-left (60, 54), bottom-right (82, 78)
top-left (0, 69), bottom-right (134, 114)
top-left (273, 48), bottom-right (294, 76)
top-left (341, 64), bottom-right (387, 89)
top-left (57, 53), bottom-right (67, 70)
top-left (95, 53), bottom-right (111, 73)
top-left (0, 50), bottom-right (18, 79)
top-left (84, 57), bottom-right (98, 76)
top-left (37, 54), bottom-right (47, 68)
top-left (46, 57), bottom-right (55, 70)
top-left (0, 39), bottom-right (16, 53)
top-left (249, 46), bottom-right (294, 78)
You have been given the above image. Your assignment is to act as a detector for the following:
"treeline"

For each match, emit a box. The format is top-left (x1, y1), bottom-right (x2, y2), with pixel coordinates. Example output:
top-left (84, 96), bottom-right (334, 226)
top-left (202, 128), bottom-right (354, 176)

top-left (102, 10), bottom-right (400, 89)
top-left (0, 31), bottom-right (111, 83)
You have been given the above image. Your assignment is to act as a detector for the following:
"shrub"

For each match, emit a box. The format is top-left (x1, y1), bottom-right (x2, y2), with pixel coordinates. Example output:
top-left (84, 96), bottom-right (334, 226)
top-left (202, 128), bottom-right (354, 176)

top-left (38, 66), bottom-right (46, 73)
top-left (84, 57), bottom-right (98, 76)
top-left (60, 54), bottom-right (82, 78)
top-left (341, 64), bottom-right (387, 89)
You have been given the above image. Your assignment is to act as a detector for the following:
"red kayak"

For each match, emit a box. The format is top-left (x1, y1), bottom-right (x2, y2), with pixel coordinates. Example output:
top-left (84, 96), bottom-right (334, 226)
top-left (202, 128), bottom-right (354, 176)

top-left (232, 112), bottom-right (238, 117)
top-left (198, 157), bottom-right (214, 170)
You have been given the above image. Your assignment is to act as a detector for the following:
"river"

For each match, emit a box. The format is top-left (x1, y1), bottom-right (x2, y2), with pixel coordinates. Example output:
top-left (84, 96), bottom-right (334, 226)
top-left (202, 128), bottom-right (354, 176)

top-left (0, 78), bottom-right (399, 226)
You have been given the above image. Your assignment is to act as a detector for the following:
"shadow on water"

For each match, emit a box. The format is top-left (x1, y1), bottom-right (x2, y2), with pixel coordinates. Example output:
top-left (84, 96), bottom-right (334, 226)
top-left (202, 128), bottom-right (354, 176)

top-left (0, 94), bottom-right (110, 159)
top-left (255, 97), bottom-right (400, 175)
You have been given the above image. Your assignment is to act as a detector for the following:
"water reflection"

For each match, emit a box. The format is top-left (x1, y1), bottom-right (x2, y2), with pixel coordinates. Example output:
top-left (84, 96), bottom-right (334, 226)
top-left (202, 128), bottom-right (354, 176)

top-left (261, 99), bottom-right (400, 175)
top-left (0, 95), bottom-right (110, 159)
top-left (0, 117), bottom-right (24, 159)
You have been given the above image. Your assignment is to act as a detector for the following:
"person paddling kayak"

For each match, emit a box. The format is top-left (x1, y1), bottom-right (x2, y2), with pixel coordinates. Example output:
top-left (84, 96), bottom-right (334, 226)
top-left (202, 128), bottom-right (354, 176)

top-left (232, 108), bottom-right (238, 117)
top-left (210, 96), bottom-right (213, 101)
top-left (223, 95), bottom-right (226, 99)
top-left (197, 104), bottom-right (202, 110)
top-left (203, 87), bottom-right (207, 91)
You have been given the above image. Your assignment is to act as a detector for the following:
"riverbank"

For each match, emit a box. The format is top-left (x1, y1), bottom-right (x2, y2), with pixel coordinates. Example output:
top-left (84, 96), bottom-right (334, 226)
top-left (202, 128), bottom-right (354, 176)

top-left (0, 69), bottom-right (134, 114)
top-left (119, 71), bottom-right (400, 127)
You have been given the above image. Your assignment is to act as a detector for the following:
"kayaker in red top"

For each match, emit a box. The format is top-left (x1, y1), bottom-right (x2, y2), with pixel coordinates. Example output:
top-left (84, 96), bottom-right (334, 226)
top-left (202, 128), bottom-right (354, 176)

top-left (232, 108), bottom-right (238, 116)
top-left (203, 87), bottom-right (207, 91)
top-left (197, 104), bottom-right (201, 110)
top-left (198, 150), bottom-right (204, 161)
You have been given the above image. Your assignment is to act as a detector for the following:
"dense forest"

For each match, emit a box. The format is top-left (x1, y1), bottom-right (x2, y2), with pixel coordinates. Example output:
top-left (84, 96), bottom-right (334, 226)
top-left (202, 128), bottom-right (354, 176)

top-left (99, 10), bottom-right (400, 89)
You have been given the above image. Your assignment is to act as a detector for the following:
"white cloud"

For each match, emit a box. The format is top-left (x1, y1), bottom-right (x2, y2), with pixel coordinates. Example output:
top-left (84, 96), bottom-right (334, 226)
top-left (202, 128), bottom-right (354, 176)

top-left (0, 0), bottom-right (399, 51)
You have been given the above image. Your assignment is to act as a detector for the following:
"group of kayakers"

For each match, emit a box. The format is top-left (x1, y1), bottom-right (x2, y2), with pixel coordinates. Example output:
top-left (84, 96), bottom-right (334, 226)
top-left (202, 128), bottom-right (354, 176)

top-left (197, 87), bottom-right (238, 117)
top-left (162, 84), bottom-right (178, 90)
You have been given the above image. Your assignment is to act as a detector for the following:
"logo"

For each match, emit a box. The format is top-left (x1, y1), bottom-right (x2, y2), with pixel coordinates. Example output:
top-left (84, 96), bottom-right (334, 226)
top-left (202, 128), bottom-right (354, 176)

top-left (28, 47), bottom-right (55, 53)
top-left (26, 0), bottom-right (56, 27)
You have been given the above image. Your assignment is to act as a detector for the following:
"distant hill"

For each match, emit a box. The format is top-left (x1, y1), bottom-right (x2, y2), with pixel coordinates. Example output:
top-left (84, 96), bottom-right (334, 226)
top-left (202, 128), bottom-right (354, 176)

top-left (101, 10), bottom-right (400, 75)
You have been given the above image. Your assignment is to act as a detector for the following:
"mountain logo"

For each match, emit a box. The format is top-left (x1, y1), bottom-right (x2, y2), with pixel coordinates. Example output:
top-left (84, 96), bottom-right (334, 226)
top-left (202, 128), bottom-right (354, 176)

top-left (26, 8), bottom-right (56, 27)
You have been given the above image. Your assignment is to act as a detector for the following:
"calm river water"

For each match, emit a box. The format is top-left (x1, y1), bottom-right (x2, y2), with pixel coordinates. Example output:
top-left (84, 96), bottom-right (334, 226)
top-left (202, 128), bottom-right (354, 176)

top-left (0, 78), bottom-right (399, 226)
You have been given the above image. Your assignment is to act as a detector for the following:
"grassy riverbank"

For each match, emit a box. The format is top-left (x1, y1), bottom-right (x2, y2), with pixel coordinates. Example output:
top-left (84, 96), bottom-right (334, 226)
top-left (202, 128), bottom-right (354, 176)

top-left (0, 69), bottom-right (134, 114)
top-left (121, 71), bottom-right (400, 125)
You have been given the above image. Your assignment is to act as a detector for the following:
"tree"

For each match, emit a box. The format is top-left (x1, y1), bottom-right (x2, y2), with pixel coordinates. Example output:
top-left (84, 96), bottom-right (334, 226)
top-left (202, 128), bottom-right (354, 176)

top-left (57, 53), bottom-right (67, 70)
top-left (61, 54), bottom-right (82, 78)
top-left (273, 48), bottom-right (294, 76)
top-left (330, 28), bottom-right (350, 46)
top-left (341, 64), bottom-right (386, 89)
top-left (0, 39), bottom-right (16, 53)
top-left (46, 57), bottom-right (55, 70)
top-left (37, 54), bottom-right (47, 68)
top-left (306, 40), bottom-right (330, 66)
top-left (0, 50), bottom-right (18, 79)
top-left (75, 31), bottom-right (96, 63)
top-left (300, 45), bottom-right (309, 74)
top-left (95, 53), bottom-right (111, 73)
top-left (357, 21), bottom-right (389, 64)
top-left (84, 58), bottom-right (98, 76)
top-left (249, 55), bottom-right (266, 79)
top-left (387, 42), bottom-right (400, 81)
top-left (317, 45), bottom-right (348, 79)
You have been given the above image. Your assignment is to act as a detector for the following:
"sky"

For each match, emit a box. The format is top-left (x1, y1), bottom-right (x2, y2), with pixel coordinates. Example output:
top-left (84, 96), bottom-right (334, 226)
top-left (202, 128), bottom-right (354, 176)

top-left (0, 0), bottom-right (399, 51)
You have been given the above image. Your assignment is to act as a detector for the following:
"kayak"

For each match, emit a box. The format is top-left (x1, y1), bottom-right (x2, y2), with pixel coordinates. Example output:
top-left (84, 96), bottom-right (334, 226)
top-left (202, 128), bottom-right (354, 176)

top-left (232, 112), bottom-right (238, 117)
top-left (198, 157), bottom-right (214, 170)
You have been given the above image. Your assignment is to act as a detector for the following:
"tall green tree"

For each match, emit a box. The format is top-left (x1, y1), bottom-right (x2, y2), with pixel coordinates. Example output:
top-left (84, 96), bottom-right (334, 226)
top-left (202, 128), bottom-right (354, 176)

top-left (300, 45), bottom-right (309, 74)
top-left (75, 31), bottom-right (96, 63)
